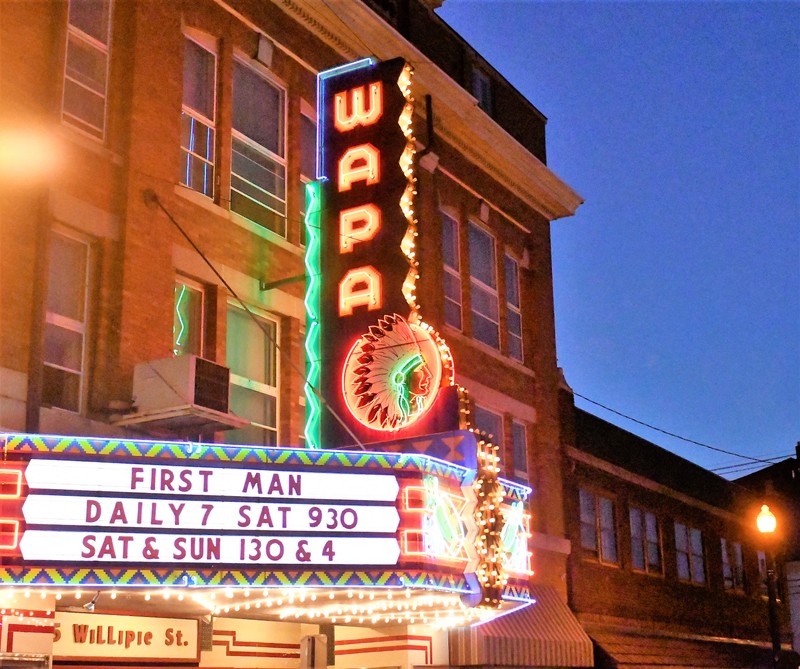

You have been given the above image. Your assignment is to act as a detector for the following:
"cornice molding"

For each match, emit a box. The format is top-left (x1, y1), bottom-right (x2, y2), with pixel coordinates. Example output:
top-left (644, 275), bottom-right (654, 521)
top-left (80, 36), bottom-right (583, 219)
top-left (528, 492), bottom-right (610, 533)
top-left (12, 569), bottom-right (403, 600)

top-left (273, 0), bottom-right (583, 222)
top-left (566, 445), bottom-right (747, 527)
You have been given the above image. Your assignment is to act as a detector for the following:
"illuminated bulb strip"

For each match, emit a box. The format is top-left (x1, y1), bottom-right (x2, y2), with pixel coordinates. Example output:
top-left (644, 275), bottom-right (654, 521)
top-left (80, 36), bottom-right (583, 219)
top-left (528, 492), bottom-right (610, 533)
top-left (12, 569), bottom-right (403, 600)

top-left (466, 410), bottom-right (508, 608)
top-left (397, 63), bottom-right (420, 317)
top-left (304, 181), bottom-right (323, 448)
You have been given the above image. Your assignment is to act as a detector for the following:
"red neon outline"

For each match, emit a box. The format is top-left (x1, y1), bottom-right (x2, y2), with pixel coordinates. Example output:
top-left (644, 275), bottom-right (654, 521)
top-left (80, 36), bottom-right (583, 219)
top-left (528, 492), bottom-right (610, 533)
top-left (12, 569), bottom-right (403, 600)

top-left (337, 144), bottom-right (380, 192)
top-left (334, 82), bottom-right (383, 132)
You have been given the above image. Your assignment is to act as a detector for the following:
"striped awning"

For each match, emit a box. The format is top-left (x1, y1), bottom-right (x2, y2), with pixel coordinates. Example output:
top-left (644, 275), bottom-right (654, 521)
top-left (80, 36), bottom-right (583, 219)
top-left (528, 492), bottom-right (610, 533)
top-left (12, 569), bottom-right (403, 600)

top-left (449, 586), bottom-right (594, 667)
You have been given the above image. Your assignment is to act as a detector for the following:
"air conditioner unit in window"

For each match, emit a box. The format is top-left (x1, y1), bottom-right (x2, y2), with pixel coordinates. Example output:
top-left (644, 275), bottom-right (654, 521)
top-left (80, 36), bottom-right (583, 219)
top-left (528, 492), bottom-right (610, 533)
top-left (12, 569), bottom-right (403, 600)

top-left (113, 355), bottom-right (248, 436)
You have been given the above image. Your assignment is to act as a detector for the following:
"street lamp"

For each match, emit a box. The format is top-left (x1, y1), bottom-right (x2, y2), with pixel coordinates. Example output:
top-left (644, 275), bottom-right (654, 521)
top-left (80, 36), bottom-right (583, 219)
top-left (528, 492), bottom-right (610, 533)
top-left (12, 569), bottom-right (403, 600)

top-left (756, 504), bottom-right (781, 669)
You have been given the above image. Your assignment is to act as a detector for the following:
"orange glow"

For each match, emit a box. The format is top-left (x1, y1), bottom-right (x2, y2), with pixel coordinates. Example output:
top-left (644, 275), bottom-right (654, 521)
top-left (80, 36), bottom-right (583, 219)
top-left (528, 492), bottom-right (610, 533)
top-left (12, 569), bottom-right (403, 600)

top-left (337, 144), bottom-right (380, 192)
top-left (0, 469), bottom-right (22, 499)
top-left (334, 82), bottom-right (383, 132)
top-left (0, 520), bottom-right (20, 550)
top-left (340, 204), bottom-right (382, 253)
top-left (338, 266), bottom-right (382, 316)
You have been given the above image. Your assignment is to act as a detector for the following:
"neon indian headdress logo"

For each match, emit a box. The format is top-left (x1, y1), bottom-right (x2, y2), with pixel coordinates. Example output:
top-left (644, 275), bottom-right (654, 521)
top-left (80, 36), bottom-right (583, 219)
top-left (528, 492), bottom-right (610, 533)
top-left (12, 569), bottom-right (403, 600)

top-left (342, 314), bottom-right (450, 431)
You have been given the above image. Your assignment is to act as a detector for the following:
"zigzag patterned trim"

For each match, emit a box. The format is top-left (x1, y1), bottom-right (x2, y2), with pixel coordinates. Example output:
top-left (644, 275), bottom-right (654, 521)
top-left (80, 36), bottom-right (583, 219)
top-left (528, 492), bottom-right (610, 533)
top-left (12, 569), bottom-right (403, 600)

top-left (1, 434), bottom-right (469, 482)
top-left (0, 566), bottom-right (470, 591)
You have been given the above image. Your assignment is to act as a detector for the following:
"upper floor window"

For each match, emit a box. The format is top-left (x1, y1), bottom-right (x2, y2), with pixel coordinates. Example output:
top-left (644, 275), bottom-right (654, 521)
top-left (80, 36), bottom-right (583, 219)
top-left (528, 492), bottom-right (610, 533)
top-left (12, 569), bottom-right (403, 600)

top-left (43, 229), bottom-right (92, 412)
top-left (471, 67), bottom-right (492, 114)
top-left (299, 111), bottom-right (316, 246)
top-left (181, 36), bottom-right (216, 197)
top-left (224, 304), bottom-right (279, 446)
top-left (468, 222), bottom-right (499, 349)
top-left (62, 0), bottom-right (112, 139)
top-left (230, 60), bottom-right (287, 237)
top-left (173, 278), bottom-right (204, 357)
top-left (504, 254), bottom-right (523, 361)
top-left (473, 405), bottom-right (504, 469)
top-left (579, 489), bottom-right (618, 564)
top-left (441, 211), bottom-right (462, 330)
top-left (721, 538), bottom-right (744, 592)
top-left (511, 420), bottom-right (527, 480)
top-left (630, 507), bottom-right (662, 574)
top-left (674, 522), bottom-right (705, 584)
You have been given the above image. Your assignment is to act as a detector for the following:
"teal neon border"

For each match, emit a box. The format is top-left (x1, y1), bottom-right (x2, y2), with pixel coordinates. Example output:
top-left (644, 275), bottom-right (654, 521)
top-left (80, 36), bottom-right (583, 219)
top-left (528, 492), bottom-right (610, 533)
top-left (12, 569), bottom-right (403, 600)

top-left (303, 181), bottom-right (322, 448)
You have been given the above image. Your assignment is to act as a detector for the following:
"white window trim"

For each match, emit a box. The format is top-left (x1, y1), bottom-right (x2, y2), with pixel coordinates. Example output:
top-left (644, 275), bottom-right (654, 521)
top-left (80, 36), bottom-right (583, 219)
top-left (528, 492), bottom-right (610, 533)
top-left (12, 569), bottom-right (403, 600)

top-left (511, 419), bottom-right (528, 481)
top-left (44, 226), bottom-right (92, 414)
top-left (468, 220), bottom-right (499, 348)
top-left (173, 276), bottom-right (205, 357)
top-left (675, 522), bottom-right (705, 584)
top-left (61, 0), bottom-right (113, 141)
top-left (226, 301), bottom-right (280, 442)
top-left (630, 507), bottom-right (662, 574)
top-left (230, 55), bottom-right (289, 236)
top-left (441, 208), bottom-right (463, 331)
top-left (504, 253), bottom-right (524, 363)
top-left (579, 488), bottom-right (619, 564)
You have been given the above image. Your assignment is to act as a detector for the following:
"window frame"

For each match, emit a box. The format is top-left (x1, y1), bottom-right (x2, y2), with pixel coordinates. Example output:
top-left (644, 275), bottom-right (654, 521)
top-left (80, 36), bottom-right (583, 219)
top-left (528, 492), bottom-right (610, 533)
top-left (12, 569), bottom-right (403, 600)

top-left (173, 276), bottom-right (205, 358)
top-left (674, 521), bottom-right (706, 585)
top-left (471, 66), bottom-right (492, 114)
top-left (468, 220), bottom-right (500, 349)
top-left (629, 507), bottom-right (663, 575)
top-left (472, 404), bottom-right (504, 470)
top-left (43, 227), bottom-right (93, 413)
top-left (224, 302), bottom-right (280, 447)
top-left (229, 55), bottom-right (288, 237)
top-left (504, 253), bottom-right (523, 362)
top-left (579, 488), bottom-right (619, 565)
top-left (441, 209), bottom-right (463, 331)
top-left (720, 537), bottom-right (745, 593)
top-left (299, 106), bottom-right (317, 247)
top-left (511, 420), bottom-right (527, 481)
top-left (757, 550), bottom-right (769, 597)
top-left (61, 0), bottom-right (113, 140)
top-left (180, 33), bottom-right (218, 198)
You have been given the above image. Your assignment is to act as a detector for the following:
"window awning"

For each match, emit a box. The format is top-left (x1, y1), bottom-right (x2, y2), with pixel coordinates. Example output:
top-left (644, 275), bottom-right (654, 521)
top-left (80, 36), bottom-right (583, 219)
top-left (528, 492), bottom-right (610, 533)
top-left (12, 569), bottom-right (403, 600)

top-left (449, 586), bottom-right (594, 667)
top-left (589, 626), bottom-right (800, 668)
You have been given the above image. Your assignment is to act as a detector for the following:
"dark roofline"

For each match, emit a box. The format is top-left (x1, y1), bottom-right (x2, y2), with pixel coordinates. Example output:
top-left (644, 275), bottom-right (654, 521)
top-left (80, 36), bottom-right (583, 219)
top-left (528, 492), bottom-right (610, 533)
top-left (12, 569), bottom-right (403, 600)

top-left (573, 408), bottom-right (739, 509)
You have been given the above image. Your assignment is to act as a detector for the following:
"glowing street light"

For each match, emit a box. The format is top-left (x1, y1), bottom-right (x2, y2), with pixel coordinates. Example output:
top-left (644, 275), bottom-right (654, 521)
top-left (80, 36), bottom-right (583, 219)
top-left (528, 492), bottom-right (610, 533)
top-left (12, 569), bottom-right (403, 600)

top-left (757, 504), bottom-right (777, 534)
top-left (756, 504), bottom-right (781, 669)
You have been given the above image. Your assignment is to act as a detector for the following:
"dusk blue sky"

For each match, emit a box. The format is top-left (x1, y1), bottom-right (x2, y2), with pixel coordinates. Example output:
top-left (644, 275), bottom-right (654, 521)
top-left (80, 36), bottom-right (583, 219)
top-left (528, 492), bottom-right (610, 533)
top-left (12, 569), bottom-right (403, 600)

top-left (437, 1), bottom-right (799, 478)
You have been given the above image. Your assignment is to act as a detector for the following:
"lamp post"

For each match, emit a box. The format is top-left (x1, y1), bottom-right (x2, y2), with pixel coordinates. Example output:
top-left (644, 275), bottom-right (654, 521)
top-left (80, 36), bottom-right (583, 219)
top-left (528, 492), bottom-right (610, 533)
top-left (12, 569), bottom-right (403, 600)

top-left (756, 504), bottom-right (781, 669)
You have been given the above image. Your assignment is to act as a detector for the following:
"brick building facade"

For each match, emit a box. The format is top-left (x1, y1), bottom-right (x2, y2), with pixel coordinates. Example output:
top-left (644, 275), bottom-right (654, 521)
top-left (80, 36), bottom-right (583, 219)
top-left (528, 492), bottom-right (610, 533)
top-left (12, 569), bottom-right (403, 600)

top-left (0, 0), bottom-right (590, 667)
top-left (560, 384), bottom-right (800, 667)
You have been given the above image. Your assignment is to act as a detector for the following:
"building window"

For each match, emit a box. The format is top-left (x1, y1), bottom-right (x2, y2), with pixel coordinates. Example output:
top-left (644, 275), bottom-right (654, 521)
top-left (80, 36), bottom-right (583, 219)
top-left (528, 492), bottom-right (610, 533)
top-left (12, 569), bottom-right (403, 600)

top-left (230, 60), bottom-right (287, 236)
top-left (43, 230), bottom-right (91, 412)
top-left (62, 0), bottom-right (112, 139)
top-left (441, 211), bottom-right (462, 329)
top-left (721, 538), bottom-right (744, 592)
top-left (299, 112), bottom-right (316, 246)
top-left (757, 550), bottom-right (769, 596)
top-left (471, 67), bottom-right (492, 114)
top-left (511, 420), bottom-right (527, 480)
top-left (173, 278), bottom-right (204, 357)
top-left (630, 507), bottom-right (662, 573)
top-left (224, 305), bottom-right (278, 446)
top-left (468, 222), bottom-right (499, 348)
top-left (181, 36), bottom-right (216, 197)
top-left (473, 405), bottom-right (503, 469)
top-left (674, 522), bottom-right (705, 584)
top-left (579, 489), bottom-right (618, 563)
top-left (504, 254), bottom-right (523, 361)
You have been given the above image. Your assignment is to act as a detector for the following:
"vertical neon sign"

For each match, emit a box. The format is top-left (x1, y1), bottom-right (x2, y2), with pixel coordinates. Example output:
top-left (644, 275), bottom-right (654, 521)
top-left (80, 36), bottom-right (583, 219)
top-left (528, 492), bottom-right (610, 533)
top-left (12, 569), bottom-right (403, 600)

top-left (307, 58), bottom-right (458, 449)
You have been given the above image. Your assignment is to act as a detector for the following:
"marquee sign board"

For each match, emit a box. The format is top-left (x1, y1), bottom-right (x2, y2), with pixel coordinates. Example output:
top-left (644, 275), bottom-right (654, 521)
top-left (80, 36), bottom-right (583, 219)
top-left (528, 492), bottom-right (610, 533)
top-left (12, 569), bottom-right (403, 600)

top-left (307, 58), bottom-right (460, 450)
top-left (15, 459), bottom-right (400, 566)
